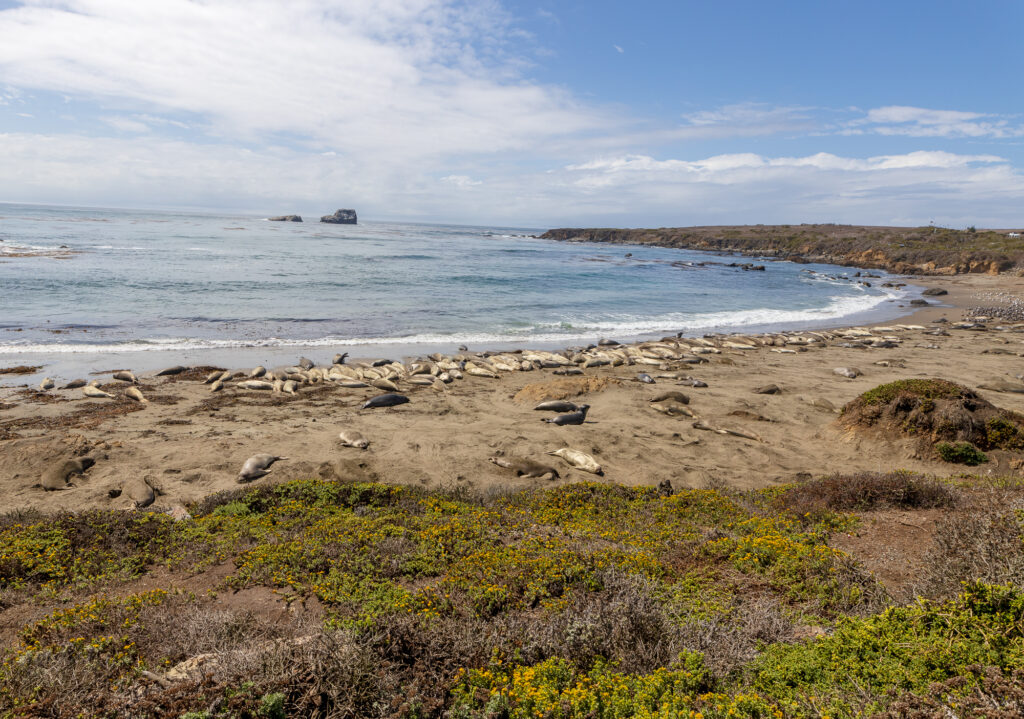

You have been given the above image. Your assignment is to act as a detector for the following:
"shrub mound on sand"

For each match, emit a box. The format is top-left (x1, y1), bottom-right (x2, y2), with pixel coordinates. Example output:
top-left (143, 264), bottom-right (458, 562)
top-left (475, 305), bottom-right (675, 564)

top-left (841, 379), bottom-right (1024, 459)
top-left (513, 376), bottom-right (621, 403)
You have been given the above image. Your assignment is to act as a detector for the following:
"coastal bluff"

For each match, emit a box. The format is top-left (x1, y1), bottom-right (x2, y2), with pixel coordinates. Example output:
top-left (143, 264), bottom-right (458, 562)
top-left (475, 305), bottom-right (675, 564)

top-left (541, 224), bottom-right (1024, 276)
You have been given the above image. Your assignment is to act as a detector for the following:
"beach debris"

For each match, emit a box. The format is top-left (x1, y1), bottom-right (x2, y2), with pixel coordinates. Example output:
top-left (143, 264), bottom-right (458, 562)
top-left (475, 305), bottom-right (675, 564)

top-left (657, 479), bottom-right (673, 497)
top-left (237, 454), bottom-right (288, 483)
top-left (546, 447), bottom-right (603, 475)
top-left (39, 457), bottom-right (94, 491)
top-left (534, 400), bottom-right (580, 412)
top-left (156, 365), bottom-right (187, 376)
top-left (833, 367), bottom-right (863, 379)
top-left (692, 419), bottom-right (763, 442)
top-left (112, 370), bottom-right (138, 384)
top-left (488, 456), bottom-right (560, 480)
top-left (338, 429), bottom-right (370, 449)
top-left (753, 384), bottom-right (781, 394)
top-left (125, 387), bottom-right (148, 403)
top-left (83, 385), bottom-right (116, 399)
top-left (805, 397), bottom-right (837, 412)
top-left (541, 404), bottom-right (590, 425)
top-left (362, 393), bottom-right (410, 409)
top-left (38, 377), bottom-right (54, 391)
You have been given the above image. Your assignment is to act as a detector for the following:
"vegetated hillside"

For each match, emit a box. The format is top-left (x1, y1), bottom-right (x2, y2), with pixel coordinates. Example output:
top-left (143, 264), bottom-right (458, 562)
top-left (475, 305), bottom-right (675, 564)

top-left (540, 224), bottom-right (1024, 275)
top-left (3, 473), bottom-right (1024, 717)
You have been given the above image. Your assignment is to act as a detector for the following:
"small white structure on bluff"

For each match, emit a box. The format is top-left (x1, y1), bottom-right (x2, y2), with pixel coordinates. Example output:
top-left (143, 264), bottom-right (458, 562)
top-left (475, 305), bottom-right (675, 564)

top-left (1009, 232), bottom-right (1021, 238)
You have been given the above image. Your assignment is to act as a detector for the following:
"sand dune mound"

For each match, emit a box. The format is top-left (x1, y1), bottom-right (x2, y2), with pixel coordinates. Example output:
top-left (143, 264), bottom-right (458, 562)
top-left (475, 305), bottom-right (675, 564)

top-left (513, 376), bottom-right (621, 403)
top-left (841, 379), bottom-right (1024, 458)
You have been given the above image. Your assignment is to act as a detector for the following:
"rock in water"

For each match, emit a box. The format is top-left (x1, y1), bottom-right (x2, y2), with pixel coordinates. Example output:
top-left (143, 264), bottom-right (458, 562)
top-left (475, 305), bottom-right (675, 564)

top-left (268, 215), bottom-right (303, 222)
top-left (320, 209), bottom-right (357, 224)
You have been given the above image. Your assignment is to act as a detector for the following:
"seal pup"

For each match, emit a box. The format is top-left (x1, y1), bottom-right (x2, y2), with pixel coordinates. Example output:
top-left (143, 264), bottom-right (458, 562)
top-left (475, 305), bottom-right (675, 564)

top-left (239, 380), bottom-right (274, 390)
top-left (250, 366), bottom-right (267, 378)
top-left (156, 365), bottom-right (187, 376)
top-left (282, 380), bottom-right (298, 394)
top-left (210, 379), bottom-right (225, 392)
top-left (39, 457), bottom-right (95, 490)
top-left (203, 370), bottom-right (223, 384)
top-left (362, 393), bottom-right (409, 409)
top-left (541, 404), bottom-right (589, 425)
top-left (649, 391), bottom-right (689, 405)
top-left (546, 448), bottom-right (602, 475)
top-left (533, 401), bottom-right (580, 413)
top-left (125, 387), bottom-right (148, 403)
top-left (333, 352), bottom-right (349, 365)
top-left (38, 377), bottom-right (54, 391)
top-left (62, 379), bottom-right (87, 389)
top-left (338, 429), bottom-right (370, 449)
top-left (651, 402), bottom-right (696, 418)
top-left (113, 370), bottom-right (138, 384)
top-left (237, 454), bottom-right (288, 483)
top-left (125, 478), bottom-right (157, 508)
top-left (637, 373), bottom-right (655, 384)
top-left (488, 456), bottom-right (560, 480)
top-left (83, 385), bottom-right (116, 399)
top-left (371, 378), bottom-right (400, 392)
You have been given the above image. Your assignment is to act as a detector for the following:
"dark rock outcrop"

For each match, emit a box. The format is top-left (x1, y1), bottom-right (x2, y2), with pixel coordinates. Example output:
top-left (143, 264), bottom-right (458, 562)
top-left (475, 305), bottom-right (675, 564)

top-left (268, 215), bottom-right (303, 222)
top-left (320, 209), bottom-right (357, 225)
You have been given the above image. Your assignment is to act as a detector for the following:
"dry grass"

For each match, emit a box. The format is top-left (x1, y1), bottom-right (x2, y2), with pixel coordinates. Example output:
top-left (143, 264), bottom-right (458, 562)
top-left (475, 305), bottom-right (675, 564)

top-left (774, 472), bottom-right (957, 519)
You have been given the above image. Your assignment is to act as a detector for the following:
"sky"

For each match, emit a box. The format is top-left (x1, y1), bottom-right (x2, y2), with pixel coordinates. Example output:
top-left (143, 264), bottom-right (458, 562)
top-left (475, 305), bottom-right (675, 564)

top-left (0, 0), bottom-right (1022, 228)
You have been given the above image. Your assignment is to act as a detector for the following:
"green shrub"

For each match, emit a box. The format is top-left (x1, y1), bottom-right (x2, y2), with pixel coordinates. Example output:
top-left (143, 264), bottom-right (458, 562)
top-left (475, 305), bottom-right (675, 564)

top-left (936, 442), bottom-right (989, 466)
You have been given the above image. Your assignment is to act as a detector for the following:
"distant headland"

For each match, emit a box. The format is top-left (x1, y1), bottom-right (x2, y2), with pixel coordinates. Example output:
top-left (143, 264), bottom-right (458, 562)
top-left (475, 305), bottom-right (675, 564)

top-left (541, 224), bottom-right (1024, 276)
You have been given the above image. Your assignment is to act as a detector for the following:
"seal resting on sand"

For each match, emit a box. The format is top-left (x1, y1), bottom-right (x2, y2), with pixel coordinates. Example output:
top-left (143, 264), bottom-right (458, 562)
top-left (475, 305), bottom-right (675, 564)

top-left (533, 400), bottom-right (580, 413)
top-left (338, 429), bottom-right (370, 449)
top-left (488, 456), bottom-right (560, 480)
top-left (39, 457), bottom-right (95, 491)
top-left (237, 454), bottom-right (288, 483)
top-left (362, 393), bottom-right (409, 409)
top-left (546, 447), bottom-right (602, 475)
top-left (541, 404), bottom-right (589, 425)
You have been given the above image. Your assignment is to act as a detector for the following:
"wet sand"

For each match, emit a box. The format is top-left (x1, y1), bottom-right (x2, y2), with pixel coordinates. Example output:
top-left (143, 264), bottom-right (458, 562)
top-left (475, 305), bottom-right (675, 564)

top-left (2, 272), bottom-right (1023, 514)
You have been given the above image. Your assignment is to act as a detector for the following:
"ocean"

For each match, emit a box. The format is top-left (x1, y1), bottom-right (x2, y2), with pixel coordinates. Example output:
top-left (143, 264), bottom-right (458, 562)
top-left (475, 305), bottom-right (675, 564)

top-left (0, 203), bottom-right (925, 382)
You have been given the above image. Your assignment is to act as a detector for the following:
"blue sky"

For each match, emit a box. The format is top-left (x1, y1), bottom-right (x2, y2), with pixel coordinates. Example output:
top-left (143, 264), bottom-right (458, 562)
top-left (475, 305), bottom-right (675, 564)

top-left (0, 0), bottom-right (1022, 227)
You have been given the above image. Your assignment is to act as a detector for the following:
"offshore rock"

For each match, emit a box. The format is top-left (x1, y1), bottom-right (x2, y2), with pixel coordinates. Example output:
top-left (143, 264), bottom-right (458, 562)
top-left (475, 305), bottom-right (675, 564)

top-left (320, 209), bottom-right (357, 224)
top-left (268, 215), bottom-right (303, 222)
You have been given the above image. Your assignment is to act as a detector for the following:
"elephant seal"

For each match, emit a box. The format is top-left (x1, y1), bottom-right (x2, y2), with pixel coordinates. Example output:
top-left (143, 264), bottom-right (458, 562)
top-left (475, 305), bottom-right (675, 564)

top-left (637, 373), bottom-right (655, 384)
top-left (210, 379), bottom-right (225, 392)
top-left (546, 448), bottom-right (602, 475)
top-left (156, 365), bottom-right (187, 376)
top-left (62, 379), bottom-right (87, 389)
top-left (338, 429), bottom-right (370, 449)
top-left (250, 366), bottom-right (267, 378)
top-left (125, 478), bottom-right (157, 508)
top-left (833, 367), bottom-right (862, 379)
top-left (541, 404), bottom-right (590, 425)
top-left (362, 393), bottom-right (409, 409)
top-left (237, 454), bottom-right (288, 483)
top-left (488, 456), bottom-right (560, 480)
top-left (203, 370), bottom-right (222, 384)
top-left (125, 387), bottom-right (148, 403)
top-left (649, 391), bottom-right (689, 405)
top-left (38, 377), bottom-right (54, 391)
top-left (298, 357), bottom-right (315, 370)
top-left (83, 385), bottom-right (115, 399)
top-left (282, 380), bottom-right (299, 394)
top-left (239, 380), bottom-right (274, 390)
top-left (333, 353), bottom-right (349, 365)
top-left (40, 457), bottom-right (95, 491)
top-left (658, 479), bottom-right (673, 497)
top-left (533, 400), bottom-right (580, 413)
top-left (113, 370), bottom-right (138, 384)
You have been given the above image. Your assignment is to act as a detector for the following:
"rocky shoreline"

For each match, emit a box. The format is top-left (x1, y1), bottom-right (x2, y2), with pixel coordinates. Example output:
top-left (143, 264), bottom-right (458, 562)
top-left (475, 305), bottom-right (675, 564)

top-left (540, 224), bottom-right (1024, 276)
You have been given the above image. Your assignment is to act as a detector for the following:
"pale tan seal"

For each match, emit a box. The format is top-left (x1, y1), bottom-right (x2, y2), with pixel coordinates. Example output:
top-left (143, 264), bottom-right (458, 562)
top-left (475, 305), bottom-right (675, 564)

top-left (113, 370), bottom-right (138, 384)
top-left (38, 377), bottom-right (54, 391)
top-left (125, 387), bottom-right (148, 403)
top-left (238, 454), bottom-right (288, 482)
top-left (39, 457), bottom-right (95, 491)
top-left (125, 478), bottom-right (157, 508)
top-left (546, 448), bottom-right (602, 475)
top-left (649, 391), bottom-right (689, 405)
top-left (488, 456), bottom-right (560, 480)
top-left (338, 429), bottom-right (370, 449)
top-left (83, 385), bottom-right (115, 399)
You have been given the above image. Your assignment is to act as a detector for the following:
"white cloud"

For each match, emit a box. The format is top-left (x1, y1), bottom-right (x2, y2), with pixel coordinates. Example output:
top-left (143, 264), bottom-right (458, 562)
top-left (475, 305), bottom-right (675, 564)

top-left (613, 44), bottom-right (624, 54)
top-left (846, 105), bottom-right (1024, 138)
top-left (0, 0), bottom-right (604, 159)
top-left (101, 116), bottom-right (150, 133)
top-left (441, 174), bottom-right (482, 187)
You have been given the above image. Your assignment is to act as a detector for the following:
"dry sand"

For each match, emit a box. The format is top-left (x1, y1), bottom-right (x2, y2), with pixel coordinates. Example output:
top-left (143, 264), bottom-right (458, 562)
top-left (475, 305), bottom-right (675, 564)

top-left (3, 273), bottom-right (1024, 514)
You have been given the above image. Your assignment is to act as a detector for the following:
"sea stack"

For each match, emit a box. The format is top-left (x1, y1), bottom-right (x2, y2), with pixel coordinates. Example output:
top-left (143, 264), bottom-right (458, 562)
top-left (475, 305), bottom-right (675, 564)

top-left (320, 209), bottom-right (357, 225)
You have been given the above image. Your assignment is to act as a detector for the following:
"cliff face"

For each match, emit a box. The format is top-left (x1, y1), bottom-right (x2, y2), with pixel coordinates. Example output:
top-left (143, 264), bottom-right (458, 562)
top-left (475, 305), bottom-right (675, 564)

top-left (540, 225), bottom-right (1023, 276)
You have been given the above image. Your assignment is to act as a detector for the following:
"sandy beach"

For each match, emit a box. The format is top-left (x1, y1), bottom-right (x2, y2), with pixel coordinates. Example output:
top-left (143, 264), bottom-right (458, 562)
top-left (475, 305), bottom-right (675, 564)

top-left (1, 272), bottom-right (1021, 515)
